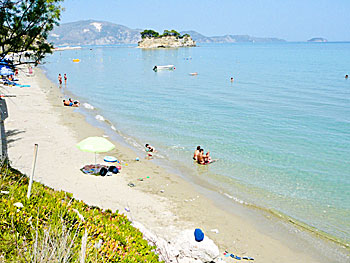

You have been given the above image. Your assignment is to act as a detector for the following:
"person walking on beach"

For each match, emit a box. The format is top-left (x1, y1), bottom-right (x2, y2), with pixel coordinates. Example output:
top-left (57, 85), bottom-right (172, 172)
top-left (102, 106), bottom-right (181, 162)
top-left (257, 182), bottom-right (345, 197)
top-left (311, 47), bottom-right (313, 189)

top-left (58, 74), bottom-right (62, 86)
top-left (64, 73), bottom-right (67, 85)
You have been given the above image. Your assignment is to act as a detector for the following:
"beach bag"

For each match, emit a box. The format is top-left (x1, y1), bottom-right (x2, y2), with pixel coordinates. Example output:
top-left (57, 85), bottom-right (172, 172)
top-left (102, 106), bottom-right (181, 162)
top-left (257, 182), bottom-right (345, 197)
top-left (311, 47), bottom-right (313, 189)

top-left (108, 166), bottom-right (119, 174)
top-left (100, 167), bottom-right (108, 176)
top-left (194, 228), bottom-right (204, 242)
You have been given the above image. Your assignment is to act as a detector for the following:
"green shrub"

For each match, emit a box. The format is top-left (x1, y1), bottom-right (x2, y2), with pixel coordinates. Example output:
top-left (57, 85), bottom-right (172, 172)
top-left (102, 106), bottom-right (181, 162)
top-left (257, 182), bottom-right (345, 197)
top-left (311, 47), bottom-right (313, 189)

top-left (0, 163), bottom-right (161, 262)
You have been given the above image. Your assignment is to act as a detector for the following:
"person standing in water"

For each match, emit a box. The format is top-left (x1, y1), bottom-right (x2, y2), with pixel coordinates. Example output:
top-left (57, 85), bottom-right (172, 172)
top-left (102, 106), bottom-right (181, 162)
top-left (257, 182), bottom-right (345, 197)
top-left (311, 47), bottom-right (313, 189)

top-left (64, 73), bottom-right (67, 85)
top-left (58, 74), bottom-right (62, 87)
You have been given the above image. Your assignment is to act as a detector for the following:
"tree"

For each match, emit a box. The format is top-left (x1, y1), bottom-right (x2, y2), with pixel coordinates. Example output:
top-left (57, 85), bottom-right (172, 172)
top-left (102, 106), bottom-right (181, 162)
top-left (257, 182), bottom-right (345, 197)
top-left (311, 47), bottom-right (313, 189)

top-left (0, 0), bottom-right (64, 66)
top-left (140, 29), bottom-right (159, 39)
top-left (170, 30), bottom-right (180, 37)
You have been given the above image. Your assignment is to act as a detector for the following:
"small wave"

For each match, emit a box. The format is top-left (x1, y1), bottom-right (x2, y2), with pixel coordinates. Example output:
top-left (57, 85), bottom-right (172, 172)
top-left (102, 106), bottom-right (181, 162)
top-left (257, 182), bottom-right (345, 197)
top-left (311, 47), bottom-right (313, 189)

top-left (223, 193), bottom-right (248, 205)
top-left (83, 103), bottom-right (94, 110)
top-left (95, 115), bottom-right (105, 121)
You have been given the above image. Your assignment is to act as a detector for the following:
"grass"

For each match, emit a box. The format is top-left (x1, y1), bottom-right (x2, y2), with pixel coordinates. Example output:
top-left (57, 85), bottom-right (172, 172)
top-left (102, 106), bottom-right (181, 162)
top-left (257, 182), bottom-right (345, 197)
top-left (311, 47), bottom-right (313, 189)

top-left (0, 161), bottom-right (161, 262)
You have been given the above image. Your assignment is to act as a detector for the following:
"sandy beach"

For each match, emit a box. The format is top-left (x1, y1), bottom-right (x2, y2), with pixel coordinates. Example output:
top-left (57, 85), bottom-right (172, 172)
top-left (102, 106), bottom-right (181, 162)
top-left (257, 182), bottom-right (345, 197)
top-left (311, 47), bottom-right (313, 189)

top-left (2, 68), bottom-right (349, 263)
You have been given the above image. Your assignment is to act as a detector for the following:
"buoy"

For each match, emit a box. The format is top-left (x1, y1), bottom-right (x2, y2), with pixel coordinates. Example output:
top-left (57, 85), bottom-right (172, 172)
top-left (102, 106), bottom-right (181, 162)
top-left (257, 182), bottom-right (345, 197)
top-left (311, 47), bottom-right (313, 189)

top-left (73, 59), bottom-right (80, 63)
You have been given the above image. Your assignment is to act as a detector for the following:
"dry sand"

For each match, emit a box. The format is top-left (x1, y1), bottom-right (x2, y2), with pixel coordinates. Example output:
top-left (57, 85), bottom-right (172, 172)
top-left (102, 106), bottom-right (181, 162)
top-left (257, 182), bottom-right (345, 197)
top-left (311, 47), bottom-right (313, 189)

top-left (3, 68), bottom-right (349, 263)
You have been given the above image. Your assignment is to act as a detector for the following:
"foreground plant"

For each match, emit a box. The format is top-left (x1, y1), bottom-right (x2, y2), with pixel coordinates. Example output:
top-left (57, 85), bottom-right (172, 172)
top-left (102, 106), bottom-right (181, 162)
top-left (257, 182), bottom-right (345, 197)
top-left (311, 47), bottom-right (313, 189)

top-left (0, 162), bottom-right (160, 262)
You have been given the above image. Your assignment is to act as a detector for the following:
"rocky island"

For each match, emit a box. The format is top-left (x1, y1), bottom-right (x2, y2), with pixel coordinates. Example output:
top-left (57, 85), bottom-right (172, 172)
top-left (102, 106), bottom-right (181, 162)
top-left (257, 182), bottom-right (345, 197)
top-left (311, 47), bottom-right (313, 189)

top-left (138, 29), bottom-right (196, 48)
top-left (308, 37), bottom-right (328, 42)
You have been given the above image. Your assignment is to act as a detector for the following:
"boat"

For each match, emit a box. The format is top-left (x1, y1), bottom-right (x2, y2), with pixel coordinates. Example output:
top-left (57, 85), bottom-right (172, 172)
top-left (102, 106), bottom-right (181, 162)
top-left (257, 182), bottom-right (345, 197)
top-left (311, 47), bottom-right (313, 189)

top-left (153, 65), bottom-right (175, 71)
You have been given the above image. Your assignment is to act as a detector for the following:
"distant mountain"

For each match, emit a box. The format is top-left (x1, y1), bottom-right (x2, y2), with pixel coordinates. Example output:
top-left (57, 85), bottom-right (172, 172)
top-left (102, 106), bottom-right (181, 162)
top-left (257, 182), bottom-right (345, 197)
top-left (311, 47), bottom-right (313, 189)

top-left (181, 31), bottom-right (286, 43)
top-left (48, 20), bottom-right (286, 46)
top-left (307, 37), bottom-right (328, 43)
top-left (48, 20), bottom-right (141, 46)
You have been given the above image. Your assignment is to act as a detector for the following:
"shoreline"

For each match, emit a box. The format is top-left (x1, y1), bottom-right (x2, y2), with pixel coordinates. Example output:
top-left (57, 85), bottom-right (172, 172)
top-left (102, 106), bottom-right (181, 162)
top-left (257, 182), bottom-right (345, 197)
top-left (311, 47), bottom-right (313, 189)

top-left (4, 67), bottom-right (349, 262)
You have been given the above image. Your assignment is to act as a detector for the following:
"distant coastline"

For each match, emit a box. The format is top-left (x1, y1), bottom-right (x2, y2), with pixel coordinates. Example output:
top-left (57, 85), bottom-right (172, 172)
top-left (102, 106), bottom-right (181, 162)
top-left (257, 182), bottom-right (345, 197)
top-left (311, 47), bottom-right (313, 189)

top-left (48, 20), bottom-right (287, 46)
top-left (308, 37), bottom-right (328, 42)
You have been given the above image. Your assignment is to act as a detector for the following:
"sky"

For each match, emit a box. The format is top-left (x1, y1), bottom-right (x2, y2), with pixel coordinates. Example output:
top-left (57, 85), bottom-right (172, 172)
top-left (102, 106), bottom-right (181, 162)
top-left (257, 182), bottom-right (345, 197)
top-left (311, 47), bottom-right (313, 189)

top-left (60, 0), bottom-right (350, 41)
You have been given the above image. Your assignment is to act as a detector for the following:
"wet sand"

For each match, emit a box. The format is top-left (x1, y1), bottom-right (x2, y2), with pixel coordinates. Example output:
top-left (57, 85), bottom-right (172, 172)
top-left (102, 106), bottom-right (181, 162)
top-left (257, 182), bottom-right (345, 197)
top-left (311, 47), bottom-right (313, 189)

top-left (3, 67), bottom-right (349, 263)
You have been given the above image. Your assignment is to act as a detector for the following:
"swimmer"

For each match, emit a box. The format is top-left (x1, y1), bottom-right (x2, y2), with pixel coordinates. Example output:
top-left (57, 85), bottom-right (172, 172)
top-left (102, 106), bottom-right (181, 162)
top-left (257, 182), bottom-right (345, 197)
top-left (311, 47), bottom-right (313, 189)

top-left (145, 144), bottom-right (155, 152)
top-left (345, 75), bottom-right (348, 79)
top-left (230, 77), bottom-right (234, 82)
top-left (193, 146), bottom-right (200, 160)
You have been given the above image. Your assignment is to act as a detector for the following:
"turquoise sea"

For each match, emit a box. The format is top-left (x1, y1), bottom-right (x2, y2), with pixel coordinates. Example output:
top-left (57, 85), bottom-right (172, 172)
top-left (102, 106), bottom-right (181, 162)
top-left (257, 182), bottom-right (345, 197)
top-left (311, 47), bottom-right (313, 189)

top-left (43, 42), bottom-right (350, 245)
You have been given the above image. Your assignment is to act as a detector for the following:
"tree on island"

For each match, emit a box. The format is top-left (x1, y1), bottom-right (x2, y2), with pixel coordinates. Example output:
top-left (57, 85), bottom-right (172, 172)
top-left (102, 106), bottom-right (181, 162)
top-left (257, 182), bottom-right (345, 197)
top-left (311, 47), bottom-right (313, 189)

top-left (162, 29), bottom-right (180, 37)
top-left (140, 29), bottom-right (160, 39)
top-left (0, 0), bottom-right (64, 66)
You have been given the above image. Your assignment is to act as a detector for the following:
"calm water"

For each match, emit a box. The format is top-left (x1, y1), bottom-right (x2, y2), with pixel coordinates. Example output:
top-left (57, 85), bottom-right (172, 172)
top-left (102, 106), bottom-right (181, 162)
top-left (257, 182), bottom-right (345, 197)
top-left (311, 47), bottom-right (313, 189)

top-left (44, 43), bottom-right (350, 244)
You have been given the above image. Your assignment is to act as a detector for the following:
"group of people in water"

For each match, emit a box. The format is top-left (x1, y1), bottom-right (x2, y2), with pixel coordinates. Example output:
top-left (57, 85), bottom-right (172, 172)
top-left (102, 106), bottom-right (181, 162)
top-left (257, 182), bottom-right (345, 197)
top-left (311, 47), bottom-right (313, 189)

top-left (58, 73), bottom-right (67, 87)
top-left (193, 146), bottom-right (212, 165)
top-left (63, 98), bottom-right (80, 107)
top-left (144, 144), bottom-right (212, 164)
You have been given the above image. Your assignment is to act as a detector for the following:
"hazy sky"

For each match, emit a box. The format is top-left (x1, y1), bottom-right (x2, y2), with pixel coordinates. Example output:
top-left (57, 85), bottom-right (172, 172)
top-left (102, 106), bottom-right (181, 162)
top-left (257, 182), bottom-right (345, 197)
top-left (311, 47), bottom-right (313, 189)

top-left (60, 0), bottom-right (350, 41)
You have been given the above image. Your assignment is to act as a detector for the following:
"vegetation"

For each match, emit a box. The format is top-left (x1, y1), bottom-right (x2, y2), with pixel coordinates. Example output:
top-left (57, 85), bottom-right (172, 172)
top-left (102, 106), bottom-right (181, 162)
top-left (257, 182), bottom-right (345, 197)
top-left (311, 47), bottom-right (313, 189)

top-left (0, 0), bottom-right (64, 66)
top-left (0, 162), bottom-right (160, 262)
top-left (140, 29), bottom-right (160, 39)
top-left (140, 29), bottom-right (190, 39)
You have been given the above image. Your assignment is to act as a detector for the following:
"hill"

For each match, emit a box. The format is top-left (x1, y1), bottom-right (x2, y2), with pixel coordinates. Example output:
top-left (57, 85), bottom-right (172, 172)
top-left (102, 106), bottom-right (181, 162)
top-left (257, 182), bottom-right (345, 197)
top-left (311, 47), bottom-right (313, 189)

top-left (307, 37), bottom-right (328, 43)
top-left (181, 31), bottom-right (285, 43)
top-left (48, 20), bottom-right (141, 46)
top-left (48, 20), bottom-right (286, 46)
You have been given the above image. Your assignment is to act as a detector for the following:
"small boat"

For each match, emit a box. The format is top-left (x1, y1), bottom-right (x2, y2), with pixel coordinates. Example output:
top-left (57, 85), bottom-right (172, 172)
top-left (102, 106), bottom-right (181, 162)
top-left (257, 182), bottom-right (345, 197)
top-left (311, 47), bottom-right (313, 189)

top-left (153, 65), bottom-right (175, 71)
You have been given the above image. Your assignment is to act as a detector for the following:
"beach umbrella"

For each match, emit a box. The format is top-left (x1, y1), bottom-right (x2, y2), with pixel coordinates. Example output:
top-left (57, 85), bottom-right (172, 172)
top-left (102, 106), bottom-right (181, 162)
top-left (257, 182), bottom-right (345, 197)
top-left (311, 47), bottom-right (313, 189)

top-left (76, 136), bottom-right (115, 164)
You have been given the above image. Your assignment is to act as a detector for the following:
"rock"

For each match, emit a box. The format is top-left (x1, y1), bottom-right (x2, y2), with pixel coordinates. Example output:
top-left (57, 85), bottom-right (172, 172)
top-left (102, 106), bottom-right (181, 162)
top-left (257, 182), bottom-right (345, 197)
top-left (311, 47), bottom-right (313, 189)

top-left (132, 222), bottom-right (224, 263)
top-left (138, 36), bottom-right (196, 48)
top-left (174, 229), bottom-right (220, 263)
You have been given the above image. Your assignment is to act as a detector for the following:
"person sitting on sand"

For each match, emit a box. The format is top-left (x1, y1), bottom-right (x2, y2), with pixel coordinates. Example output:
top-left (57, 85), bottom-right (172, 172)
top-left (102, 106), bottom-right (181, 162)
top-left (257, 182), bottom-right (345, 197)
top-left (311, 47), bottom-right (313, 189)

top-left (63, 99), bottom-right (72, 106)
top-left (193, 146), bottom-right (201, 160)
top-left (72, 101), bottom-right (80, 107)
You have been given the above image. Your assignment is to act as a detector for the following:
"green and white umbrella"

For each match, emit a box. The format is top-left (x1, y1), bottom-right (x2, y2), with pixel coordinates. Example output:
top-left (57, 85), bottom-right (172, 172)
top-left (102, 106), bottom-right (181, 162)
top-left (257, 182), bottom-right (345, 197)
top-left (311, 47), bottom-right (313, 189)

top-left (76, 136), bottom-right (115, 164)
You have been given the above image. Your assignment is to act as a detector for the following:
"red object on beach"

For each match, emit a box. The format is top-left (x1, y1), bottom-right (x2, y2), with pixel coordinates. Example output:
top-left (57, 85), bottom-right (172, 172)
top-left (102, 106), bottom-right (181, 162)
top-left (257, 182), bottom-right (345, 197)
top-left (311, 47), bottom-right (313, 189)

top-left (116, 166), bottom-right (121, 170)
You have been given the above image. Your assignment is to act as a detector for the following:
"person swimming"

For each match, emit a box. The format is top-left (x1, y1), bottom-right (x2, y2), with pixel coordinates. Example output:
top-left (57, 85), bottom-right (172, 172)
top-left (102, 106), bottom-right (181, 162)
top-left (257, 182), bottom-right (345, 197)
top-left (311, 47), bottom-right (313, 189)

top-left (145, 144), bottom-right (155, 152)
top-left (345, 74), bottom-right (348, 79)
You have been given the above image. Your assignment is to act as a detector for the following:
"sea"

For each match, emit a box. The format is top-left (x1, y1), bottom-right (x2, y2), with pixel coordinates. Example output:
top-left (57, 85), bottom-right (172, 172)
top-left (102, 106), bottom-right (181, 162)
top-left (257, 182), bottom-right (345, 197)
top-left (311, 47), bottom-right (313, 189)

top-left (43, 42), bottom-right (350, 246)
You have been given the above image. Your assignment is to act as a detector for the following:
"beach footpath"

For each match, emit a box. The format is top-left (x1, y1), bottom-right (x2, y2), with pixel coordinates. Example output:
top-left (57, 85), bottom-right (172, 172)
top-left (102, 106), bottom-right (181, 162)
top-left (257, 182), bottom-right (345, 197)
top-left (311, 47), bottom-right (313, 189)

top-left (2, 68), bottom-right (348, 263)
